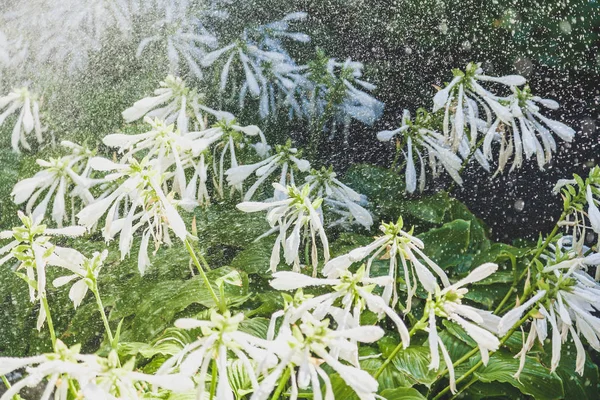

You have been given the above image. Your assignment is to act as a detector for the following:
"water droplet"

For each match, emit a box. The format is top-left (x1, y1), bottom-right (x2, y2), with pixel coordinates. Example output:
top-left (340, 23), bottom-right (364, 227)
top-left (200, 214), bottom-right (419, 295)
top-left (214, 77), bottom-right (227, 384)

top-left (514, 199), bottom-right (525, 212)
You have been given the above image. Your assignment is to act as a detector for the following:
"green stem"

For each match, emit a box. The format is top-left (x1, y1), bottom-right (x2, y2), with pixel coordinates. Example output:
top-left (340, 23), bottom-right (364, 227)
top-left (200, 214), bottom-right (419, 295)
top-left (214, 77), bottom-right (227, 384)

top-left (41, 295), bottom-right (56, 349)
top-left (92, 285), bottom-right (115, 347)
top-left (373, 315), bottom-right (426, 379)
top-left (271, 367), bottom-right (292, 400)
top-left (1, 376), bottom-right (10, 390)
top-left (432, 311), bottom-right (534, 400)
top-left (209, 359), bottom-right (217, 400)
top-left (494, 211), bottom-right (566, 315)
top-left (184, 239), bottom-right (224, 312)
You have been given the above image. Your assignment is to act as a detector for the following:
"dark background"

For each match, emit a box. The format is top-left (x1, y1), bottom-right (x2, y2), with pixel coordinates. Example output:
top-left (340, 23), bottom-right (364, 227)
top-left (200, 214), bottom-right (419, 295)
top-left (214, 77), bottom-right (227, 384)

top-left (225, 0), bottom-right (600, 242)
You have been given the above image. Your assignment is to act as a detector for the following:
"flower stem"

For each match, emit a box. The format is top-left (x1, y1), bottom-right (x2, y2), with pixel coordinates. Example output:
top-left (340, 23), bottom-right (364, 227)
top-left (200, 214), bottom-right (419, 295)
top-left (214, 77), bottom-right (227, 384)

top-left (41, 295), bottom-right (56, 349)
top-left (184, 239), bottom-right (224, 312)
top-left (494, 211), bottom-right (566, 315)
top-left (271, 366), bottom-right (292, 400)
top-left (432, 311), bottom-right (534, 400)
top-left (373, 315), bottom-right (426, 379)
top-left (209, 359), bottom-right (217, 400)
top-left (91, 285), bottom-right (115, 347)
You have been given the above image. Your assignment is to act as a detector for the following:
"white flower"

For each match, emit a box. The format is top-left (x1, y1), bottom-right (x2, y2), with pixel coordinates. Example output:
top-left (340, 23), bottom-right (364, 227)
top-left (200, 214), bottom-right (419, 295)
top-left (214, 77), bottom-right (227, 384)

top-left (252, 318), bottom-right (382, 400)
top-left (122, 75), bottom-right (233, 132)
top-left (0, 340), bottom-right (193, 400)
top-left (377, 109), bottom-right (464, 192)
top-left (0, 212), bottom-right (85, 330)
top-left (323, 217), bottom-right (450, 312)
top-left (425, 263), bottom-right (501, 394)
top-left (433, 62), bottom-right (524, 152)
top-left (51, 249), bottom-right (108, 309)
top-left (270, 266), bottom-right (411, 348)
top-left (136, 1), bottom-right (217, 79)
top-left (305, 166), bottom-right (373, 229)
top-left (503, 251), bottom-right (600, 378)
top-left (76, 157), bottom-right (188, 274)
top-left (483, 85), bottom-right (575, 173)
top-left (11, 143), bottom-right (96, 227)
top-left (160, 310), bottom-right (275, 400)
top-left (226, 141), bottom-right (309, 201)
top-left (237, 183), bottom-right (329, 275)
top-left (0, 87), bottom-right (44, 153)
top-left (586, 184), bottom-right (600, 234)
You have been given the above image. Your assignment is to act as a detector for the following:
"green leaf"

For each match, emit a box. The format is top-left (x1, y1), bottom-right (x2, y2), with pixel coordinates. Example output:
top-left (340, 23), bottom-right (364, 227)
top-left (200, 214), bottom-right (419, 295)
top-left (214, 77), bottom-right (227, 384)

top-left (380, 387), bottom-right (427, 400)
top-left (379, 338), bottom-right (438, 387)
top-left (418, 219), bottom-right (471, 269)
top-left (230, 240), bottom-right (273, 275)
top-left (470, 350), bottom-right (564, 399)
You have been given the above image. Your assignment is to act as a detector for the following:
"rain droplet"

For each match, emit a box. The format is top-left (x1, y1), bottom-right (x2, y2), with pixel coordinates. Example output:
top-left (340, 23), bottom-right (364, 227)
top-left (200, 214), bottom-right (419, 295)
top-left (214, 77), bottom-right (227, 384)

top-left (514, 199), bottom-right (525, 212)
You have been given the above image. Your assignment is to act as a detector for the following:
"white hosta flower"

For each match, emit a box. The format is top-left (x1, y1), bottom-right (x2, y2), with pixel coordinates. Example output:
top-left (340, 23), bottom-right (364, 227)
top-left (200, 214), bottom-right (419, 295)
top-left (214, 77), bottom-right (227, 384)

top-left (586, 183), bottom-right (600, 234)
top-left (425, 263), bottom-right (500, 394)
top-left (0, 340), bottom-right (193, 400)
top-left (252, 318), bottom-right (383, 400)
top-left (11, 143), bottom-right (96, 227)
top-left (237, 183), bottom-right (329, 275)
top-left (189, 119), bottom-right (268, 198)
top-left (136, 2), bottom-right (217, 79)
top-left (76, 157), bottom-right (188, 274)
top-left (160, 310), bottom-right (275, 400)
top-left (323, 217), bottom-right (450, 312)
top-left (502, 251), bottom-right (600, 378)
top-left (0, 212), bottom-right (85, 330)
top-left (0, 87), bottom-right (44, 153)
top-left (433, 62), bottom-right (525, 151)
top-left (52, 249), bottom-right (108, 309)
top-left (305, 166), bottom-right (373, 229)
top-left (270, 266), bottom-right (410, 348)
top-left (377, 109), bottom-right (464, 192)
top-left (482, 85), bottom-right (575, 173)
top-left (226, 141), bottom-right (309, 201)
top-left (122, 75), bottom-right (233, 132)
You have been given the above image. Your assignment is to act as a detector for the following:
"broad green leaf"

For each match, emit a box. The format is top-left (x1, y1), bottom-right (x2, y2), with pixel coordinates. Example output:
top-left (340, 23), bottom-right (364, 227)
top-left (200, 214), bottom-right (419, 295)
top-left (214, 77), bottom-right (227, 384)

top-left (418, 219), bottom-right (471, 269)
top-left (379, 338), bottom-right (438, 387)
top-left (380, 387), bottom-right (427, 400)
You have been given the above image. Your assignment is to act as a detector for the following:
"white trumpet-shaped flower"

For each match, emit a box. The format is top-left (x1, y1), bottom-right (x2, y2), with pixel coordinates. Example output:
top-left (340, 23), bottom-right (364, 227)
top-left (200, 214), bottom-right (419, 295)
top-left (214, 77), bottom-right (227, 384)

top-left (0, 87), bottom-right (44, 153)
top-left (51, 249), bottom-right (108, 309)
top-left (323, 217), bottom-right (450, 312)
top-left (252, 318), bottom-right (383, 400)
top-left (433, 62), bottom-right (525, 151)
top-left (0, 340), bottom-right (193, 400)
top-left (11, 142), bottom-right (96, 227)
top-left (226, 140), bottom-right (309, 201)
top-left (483, 85), bottom-right (575, 173)
top-left (0, 212), bottom-right (86, 330)
top-left (425, 263), bottom-right (501, 393)
top-left (122, 75), bottom-right (233, 132)
top-left (237, 183), bottom-right (329, 275)
top-left (76, 157), bottom-right (188, 274)
top-left (305, 166), bottom-right (373, 229)
top-left (500, 249), bottom-right (600, 379)
top-left (270, 265), bottom-right (410, 349)
top-left (160, 310), bottom-right (276, 400)
top-left (377, 108), bottom-right (465, 192)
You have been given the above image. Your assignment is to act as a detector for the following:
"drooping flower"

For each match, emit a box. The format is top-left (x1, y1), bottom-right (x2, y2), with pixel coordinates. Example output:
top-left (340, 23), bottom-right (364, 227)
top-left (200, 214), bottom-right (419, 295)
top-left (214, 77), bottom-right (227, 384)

top-left (482, 85), bottom-right (575, 173)
top-left (323, 217), bottom-right (450, 312)
top-left (0, 340), bottom-right (193, 400)
top-left (499, 249), bottom-right (600, 378)
top-left (136, 0), bottom-right (218, 79)
top-left (76, 157), bottom-right (188, 274)
top-left (270, 266), bottom-right (410, 348)
top-left (226, 140), bottom-right (309, 201)
top-left (51, 249), bottom-right (108, 309)
top-left (305, 166), bottom-right (373, 229)
top-left (159, 310), bottom-right (276, 400)
top-left (122, 75), bottom-right (233, 132)
top-left (433, 62), bottom-right (525, 151)
top-left (377, 108), bottom-right (465, 192)
top-left (0, 212), bottom-right (86, 329)
top-left (424, 263), bottom-right (501, 393)
top-left (237, 183), bottom-right (329, 275)
top-left (11, 141), bottom-right (96, 227)
top-left (0, 87), bottom-right (44, 153)
top-left (252, 318), bottom-right (383, 400)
